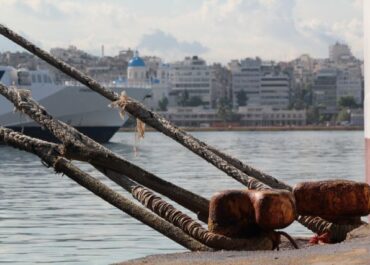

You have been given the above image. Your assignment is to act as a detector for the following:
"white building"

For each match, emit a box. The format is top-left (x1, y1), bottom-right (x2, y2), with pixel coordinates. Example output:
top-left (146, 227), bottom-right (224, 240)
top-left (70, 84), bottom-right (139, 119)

top-left (118, 49), bottom-right (134, 61)
top-left (127, 51), bottom-right (148, 86)
top-left (238, 106), bottom-right (306, 126)
top-left (230, 58), bottom-right (291, 109)
top-left (350, 109), bottom-right (364, 126)
top-left (159, 106), bottom-right (306, 127)
top-left (291, 54), bottom-right (315, 86)
top-left (169, 56), bottom-right (211, 107)
top-left (151, 63), bottom-right (171, 110)
top-left (124, 52), bottom-right (172, 110)
top-left (336, 65), bottom-right (363, 105)
top-left (156, 63), bottom-right (171, 85)
top-left (312, 68), bottom-right (338, 114)
top-left (260, 74), bottom-right (290, 109)
top-left (50, 45), bottom-right (95, 65)
top-left (210, 63), bottom-right (231, 108)
top-left (229, 57), bottom-right (262, 107)
top-left (329, 42), bottom-right (353, 63)
top-left (160, 106), bottom-right (220, 127)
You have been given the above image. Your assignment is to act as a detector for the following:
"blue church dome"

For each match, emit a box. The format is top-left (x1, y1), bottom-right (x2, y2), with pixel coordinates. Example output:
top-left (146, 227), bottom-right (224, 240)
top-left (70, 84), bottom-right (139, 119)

top-left (128, 51), bottom-right (145, 67)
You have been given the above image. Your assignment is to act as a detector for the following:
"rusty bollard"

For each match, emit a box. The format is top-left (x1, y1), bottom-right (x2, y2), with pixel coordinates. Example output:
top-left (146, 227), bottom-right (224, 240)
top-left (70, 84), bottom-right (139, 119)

top-left (208, 190), bottom-right (296, 238)
top-left (293, 180), bottom-right (370, 222)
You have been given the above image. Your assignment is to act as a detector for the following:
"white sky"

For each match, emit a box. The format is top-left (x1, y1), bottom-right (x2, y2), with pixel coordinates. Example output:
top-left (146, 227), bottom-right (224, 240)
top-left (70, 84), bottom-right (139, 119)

top-left (0, 0), bottom-right (364, 63)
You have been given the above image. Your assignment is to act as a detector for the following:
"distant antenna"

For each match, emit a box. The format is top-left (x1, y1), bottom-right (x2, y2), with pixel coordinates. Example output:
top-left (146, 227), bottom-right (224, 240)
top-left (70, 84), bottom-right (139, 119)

top-left (101, 45), bottom-right (105, 58)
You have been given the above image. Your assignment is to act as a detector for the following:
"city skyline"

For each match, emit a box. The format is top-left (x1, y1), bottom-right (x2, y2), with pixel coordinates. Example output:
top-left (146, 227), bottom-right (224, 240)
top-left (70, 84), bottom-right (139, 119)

top-left (0, 0), bottom-right (364, 63)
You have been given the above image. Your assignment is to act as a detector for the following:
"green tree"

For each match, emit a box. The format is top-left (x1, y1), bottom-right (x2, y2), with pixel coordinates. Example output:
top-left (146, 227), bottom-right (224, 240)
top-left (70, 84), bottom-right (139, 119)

top-left (178, 90), bottom-right (189, 106)
top-left (158, 97), bottom-right (169, 111)
top-left (336, 109), bottom-right (350, 123)
top-left (236, 90), bottom-right (248, 107)
top-left (217, 98), bottom-right (231, 121)
top-left (217, 98), bottom-right (240, 122)
top-left (302, 89), bottom-right (313, 106)
top-left (338, 96), bottom-right (358, 109)
top-left (306, 106), bottom-right (320, 124)
top-left (186, 96), bottom-right (204, 107)
top-left (291, 99), bottom-right (305, 110)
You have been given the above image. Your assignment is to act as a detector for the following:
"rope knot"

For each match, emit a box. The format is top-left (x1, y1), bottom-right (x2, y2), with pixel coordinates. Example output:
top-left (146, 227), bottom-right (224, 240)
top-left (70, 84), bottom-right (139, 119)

top-left (109, 91), bottom-right (129, 119)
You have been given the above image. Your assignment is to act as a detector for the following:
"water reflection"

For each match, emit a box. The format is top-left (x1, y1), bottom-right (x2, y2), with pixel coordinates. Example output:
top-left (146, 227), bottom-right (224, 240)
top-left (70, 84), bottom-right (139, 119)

top-left (0, 131), bottom-right (365, 264)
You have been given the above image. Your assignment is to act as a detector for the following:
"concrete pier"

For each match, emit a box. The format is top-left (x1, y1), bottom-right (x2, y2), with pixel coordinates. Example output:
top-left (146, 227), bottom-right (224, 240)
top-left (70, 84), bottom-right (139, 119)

top-left (118, 225), bottom-right (370, 265)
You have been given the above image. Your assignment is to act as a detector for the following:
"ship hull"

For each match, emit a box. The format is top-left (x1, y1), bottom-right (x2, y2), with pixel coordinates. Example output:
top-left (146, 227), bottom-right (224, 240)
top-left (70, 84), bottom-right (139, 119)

top-left (7, 126), bottom-right (121, 143)
top-left (0, 84), bottom-right (150, 143)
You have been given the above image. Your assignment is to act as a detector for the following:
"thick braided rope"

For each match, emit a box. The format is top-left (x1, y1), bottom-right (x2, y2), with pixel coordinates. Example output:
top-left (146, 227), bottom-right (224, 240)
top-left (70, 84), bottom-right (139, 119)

top-left (0, 127), bottom-right (60, 157)
top-left (297, 216), bottom-right (365, 242)
top-left (132, 186), bottom-right (273, 250)
top-left (246, 177), bottom-right (271, 190)
top-left (132, 186), bottom-right (205, 238)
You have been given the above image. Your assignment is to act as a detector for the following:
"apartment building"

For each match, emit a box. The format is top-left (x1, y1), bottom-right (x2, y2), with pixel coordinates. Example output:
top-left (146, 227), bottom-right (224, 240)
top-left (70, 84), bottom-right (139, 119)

top-left (210, 63), bottom-right (231, 108)
top-left (336, 65), bottom-right (363, 105)
top-left (229, 57), bottom-right (262, 107)
top-left (312, 68), bottom-right (338, 114)
top-left (169, 56), bottom-right (211, 106)
top-left (260, 73), bottom-right (290, 109)
top-left (230, 58), bottom-right (291, 109)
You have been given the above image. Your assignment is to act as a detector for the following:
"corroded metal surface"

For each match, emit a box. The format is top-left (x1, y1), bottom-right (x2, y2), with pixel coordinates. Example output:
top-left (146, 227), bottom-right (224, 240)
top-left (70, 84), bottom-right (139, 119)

top-left (208, 190), bottom-right (296, 237)
top-left (294, 180), bottom-right (370, 217)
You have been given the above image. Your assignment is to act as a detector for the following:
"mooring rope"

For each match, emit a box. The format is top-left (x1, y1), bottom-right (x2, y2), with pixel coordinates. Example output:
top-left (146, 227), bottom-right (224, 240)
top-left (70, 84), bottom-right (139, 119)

top-left (246, 177), bottom-right (271, 190)
top-left (276, 231), bottom-right (299, 250)
top-left (109, 91), bottom-right (145, 154)
top-left (297, 215), bottom-right (364, 243)
top-left (109, 91), bottom-right (129, 119)
top-left (132, 185), bottom-right (218, 246)
top-left (132, 185), bottom-right (276, 250)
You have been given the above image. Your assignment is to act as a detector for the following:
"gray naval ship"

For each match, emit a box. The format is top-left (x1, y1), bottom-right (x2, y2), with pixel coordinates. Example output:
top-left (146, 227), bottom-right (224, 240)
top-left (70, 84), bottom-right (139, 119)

top-left (0, 66), bottom-right (151, 143)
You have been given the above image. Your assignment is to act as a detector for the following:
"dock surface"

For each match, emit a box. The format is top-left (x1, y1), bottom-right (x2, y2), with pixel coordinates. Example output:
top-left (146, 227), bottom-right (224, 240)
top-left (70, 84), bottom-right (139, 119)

top-left (117, 225), bottom-right (370, 265)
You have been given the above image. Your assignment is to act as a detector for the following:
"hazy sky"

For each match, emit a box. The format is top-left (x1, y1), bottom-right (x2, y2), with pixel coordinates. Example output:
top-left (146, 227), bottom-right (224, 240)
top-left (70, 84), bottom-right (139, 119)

top-left (0, 0), bottom-right (364, 63)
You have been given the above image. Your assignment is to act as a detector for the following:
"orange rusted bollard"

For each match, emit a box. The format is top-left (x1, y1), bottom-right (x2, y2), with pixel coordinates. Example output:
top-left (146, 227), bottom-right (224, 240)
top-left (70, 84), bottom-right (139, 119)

top-left (293, 180), bottom-right (370, 218)
top-left (208, 190), bottom-right (296, 237)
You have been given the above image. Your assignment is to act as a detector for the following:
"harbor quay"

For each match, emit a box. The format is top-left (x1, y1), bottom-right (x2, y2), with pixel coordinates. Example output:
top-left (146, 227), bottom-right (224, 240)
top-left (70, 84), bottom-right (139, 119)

top-left (118, 225), bottom-right (370, 265)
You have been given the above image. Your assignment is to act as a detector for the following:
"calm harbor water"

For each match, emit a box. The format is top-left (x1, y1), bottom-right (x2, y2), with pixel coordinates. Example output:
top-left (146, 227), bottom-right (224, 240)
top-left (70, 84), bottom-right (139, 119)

top-left (0, 130), bottom-right (365, 264)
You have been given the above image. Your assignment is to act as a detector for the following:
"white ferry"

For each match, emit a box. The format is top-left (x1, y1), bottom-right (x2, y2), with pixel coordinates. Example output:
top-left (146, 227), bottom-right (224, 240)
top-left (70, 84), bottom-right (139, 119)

top-left (0, 66), bottom-right (151, 143)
